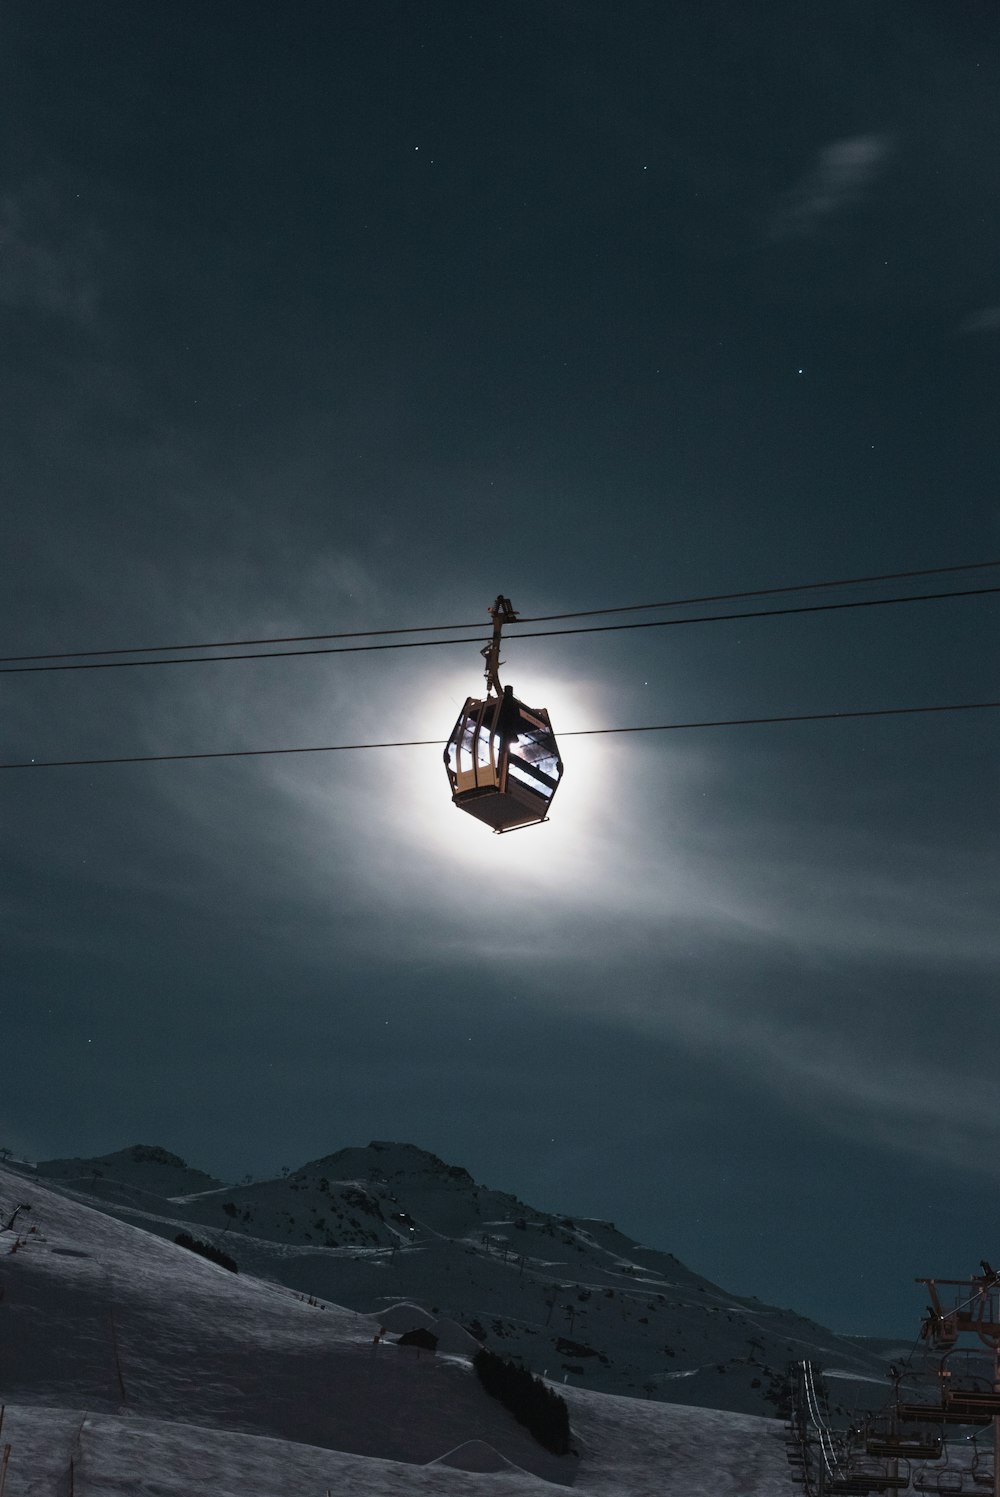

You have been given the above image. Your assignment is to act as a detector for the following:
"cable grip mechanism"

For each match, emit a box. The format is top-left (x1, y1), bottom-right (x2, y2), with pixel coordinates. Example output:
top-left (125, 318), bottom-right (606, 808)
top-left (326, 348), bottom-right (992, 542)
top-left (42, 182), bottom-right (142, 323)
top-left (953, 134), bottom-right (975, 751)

top-left (482, 594), bottom-right (518, 697)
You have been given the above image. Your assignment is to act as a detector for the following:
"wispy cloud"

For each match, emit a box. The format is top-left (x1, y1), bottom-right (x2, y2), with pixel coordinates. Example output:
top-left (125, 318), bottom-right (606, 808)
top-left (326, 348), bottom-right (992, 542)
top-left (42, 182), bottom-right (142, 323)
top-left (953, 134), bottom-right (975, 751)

top-left (717, 1008), bottom-right (1000, 1177)
top-left (770, 134), bottom-right (894, 240)
top-left (0, 182), bottom-right (102, 325)
top-left (958, 306), bottom-right (1000, 335)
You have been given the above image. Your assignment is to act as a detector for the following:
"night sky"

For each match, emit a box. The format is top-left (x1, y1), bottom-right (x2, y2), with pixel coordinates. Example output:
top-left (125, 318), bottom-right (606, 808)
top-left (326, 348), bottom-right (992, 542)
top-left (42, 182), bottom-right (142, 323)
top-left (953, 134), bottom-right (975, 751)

top-left (3, 2), bottom-right (998, 1338)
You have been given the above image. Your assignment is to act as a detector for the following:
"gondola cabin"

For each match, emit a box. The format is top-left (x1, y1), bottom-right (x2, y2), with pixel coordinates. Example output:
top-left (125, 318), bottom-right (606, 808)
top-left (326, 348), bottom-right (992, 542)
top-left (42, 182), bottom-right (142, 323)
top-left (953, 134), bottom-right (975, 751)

top-left (445, 684), bottom-right (563, 832)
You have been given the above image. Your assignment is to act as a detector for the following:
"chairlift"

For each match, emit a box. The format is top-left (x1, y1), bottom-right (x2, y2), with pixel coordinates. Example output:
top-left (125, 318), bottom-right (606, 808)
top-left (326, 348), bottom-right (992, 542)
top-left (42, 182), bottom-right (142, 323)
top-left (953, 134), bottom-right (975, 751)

top-left (969, 1432), bottom-right (994, 1489)
top-left (912, 1438), bottom-right (966, 1494)
top-left (899, 1365), bottom-right (996, 1426)
top-left (898, 1401), bottom-right (992, 1427)
top-left (827, 1469), bottom-right (911, 1496)
top-left (444, 595), bottom-right (564, 832)
top-left (826, 1456), bottom-right (913, 1495)
top-left (864, 1403), bottom-right (943, 1461)
top-left (867, 1429), bottom-right (943, 1460)
top-left (942, 1388), bottom-right (1000, 1421)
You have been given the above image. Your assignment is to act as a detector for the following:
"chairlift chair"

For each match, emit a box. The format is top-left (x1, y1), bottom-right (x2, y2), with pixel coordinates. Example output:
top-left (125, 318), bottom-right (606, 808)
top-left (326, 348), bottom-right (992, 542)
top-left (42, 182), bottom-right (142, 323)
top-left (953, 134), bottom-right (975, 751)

top-left (912, 1438), bottom-right (966, 1495)
top-left (867, 1434), bottom-right (943, 1460)
top-left (944, 1388), bottom-right (1000, 1414)
top-left (827, 1477), bottom-right (909, 1496)
top-left (444, 596), bottom-right (564, 832)
top-left (969, 1432), bottom-right (995, 1489)
top-left (912, 1470), bottom-right (962, 1495)
top-left (898, 1402), bottom-right (993, 1427)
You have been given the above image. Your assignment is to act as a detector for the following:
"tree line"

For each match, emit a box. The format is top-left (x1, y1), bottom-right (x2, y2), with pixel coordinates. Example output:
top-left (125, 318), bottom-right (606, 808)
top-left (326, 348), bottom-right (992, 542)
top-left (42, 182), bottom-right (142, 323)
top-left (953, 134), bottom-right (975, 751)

top-left (473, 1348), bottom-right (570, 1455)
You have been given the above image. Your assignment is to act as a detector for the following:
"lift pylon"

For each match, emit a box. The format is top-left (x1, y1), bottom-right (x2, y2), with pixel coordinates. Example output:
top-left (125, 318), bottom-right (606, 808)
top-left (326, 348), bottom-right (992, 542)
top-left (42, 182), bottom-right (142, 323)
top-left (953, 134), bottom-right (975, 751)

top-left (903, 1269), bottom-right (1000, 1497)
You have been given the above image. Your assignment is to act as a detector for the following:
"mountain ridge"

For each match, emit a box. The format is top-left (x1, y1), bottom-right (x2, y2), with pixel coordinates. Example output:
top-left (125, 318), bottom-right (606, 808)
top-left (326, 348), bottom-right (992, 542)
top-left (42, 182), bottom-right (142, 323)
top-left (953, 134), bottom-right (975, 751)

top-left (13, 1138), bottom-right (895, 1418)
top-left (0, 1157), bottom-right (796, 1494)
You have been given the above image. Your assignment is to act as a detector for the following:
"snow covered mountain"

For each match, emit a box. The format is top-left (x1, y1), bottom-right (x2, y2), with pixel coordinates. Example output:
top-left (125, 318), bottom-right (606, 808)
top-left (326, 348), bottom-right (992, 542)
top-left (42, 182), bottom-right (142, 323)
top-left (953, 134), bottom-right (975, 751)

top-left (10, 1140), bottom-right (895, 1421)
top-left (0, 1155), bottom-right (802, 1497)
top-left (0, 1158), bottom-right (798, 1495)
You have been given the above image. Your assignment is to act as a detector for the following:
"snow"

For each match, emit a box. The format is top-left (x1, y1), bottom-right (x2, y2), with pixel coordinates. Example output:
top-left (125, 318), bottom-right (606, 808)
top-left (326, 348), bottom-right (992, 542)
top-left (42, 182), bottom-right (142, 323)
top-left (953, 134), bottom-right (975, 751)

top-left (0, 1163), bottom-right (793, 1494)
top-left (15, 1139), bottom-right (894, 1419)
top-left (375, 1303), bottom-right (483, 1356)
top-left (429, 1440), bottom-right (530, 1472)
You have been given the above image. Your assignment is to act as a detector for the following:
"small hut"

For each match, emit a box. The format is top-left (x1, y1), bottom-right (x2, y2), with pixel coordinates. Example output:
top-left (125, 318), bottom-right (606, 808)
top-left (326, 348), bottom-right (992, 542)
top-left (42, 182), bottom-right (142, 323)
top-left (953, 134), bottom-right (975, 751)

top-left (397, 1327), bottom-right (439, 1354)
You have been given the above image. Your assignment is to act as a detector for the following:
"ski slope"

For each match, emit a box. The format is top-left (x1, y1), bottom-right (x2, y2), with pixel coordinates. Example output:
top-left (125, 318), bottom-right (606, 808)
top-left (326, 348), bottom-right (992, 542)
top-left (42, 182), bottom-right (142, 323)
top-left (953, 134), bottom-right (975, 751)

top-left (0, 1163), bottom-right (792, 1495)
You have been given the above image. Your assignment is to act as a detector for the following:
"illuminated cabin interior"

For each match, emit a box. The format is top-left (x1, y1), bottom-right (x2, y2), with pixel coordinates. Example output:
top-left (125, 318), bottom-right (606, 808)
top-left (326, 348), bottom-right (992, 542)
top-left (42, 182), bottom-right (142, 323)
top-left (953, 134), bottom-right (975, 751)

top-left (445, 684), bottom-right (563, 832)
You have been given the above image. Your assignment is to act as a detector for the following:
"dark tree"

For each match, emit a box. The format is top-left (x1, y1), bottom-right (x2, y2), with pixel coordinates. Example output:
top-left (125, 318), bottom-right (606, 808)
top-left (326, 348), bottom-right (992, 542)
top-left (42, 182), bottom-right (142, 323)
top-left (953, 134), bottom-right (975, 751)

top-left (473, 1348), bottom-right (570, 1455)
top-left (174, 1232), bottom-right (238, 1273)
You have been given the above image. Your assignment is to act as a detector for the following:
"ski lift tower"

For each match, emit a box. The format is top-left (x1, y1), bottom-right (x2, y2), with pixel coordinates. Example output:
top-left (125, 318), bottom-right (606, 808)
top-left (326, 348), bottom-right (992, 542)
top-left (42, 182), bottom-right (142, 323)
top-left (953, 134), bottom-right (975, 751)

top-left (916, 1266), bottom-right (1000, 1497)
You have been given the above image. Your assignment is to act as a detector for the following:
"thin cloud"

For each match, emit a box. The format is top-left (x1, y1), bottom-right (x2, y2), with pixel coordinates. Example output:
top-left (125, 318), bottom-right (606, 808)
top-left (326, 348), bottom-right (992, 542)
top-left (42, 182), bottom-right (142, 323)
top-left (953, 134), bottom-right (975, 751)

top-left (958, 306), bottom-right (1000, 335)
top-left (0, 183), bottom-right (101, 325)
top-left (770, 134), bottom-right (894, 240)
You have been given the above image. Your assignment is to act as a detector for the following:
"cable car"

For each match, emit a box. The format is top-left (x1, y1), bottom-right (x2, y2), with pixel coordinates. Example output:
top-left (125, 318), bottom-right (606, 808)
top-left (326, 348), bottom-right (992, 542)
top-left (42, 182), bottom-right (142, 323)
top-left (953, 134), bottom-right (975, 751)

top-left (444, 595), bottom-right (564, 832)
top-left (445, 684), bottom-right (563, 832)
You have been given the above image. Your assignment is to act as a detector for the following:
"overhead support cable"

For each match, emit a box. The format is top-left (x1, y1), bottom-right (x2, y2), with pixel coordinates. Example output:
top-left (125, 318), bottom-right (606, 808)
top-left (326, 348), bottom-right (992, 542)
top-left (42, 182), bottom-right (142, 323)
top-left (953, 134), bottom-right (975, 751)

top-left (516, 558), bottom-right (1000, 624)
top-left (2, 559), bottom-right (997, 666)
top-left (3, 699), bottom-right (996, 770)
top-left (1, 585), bottom-right (996, 675)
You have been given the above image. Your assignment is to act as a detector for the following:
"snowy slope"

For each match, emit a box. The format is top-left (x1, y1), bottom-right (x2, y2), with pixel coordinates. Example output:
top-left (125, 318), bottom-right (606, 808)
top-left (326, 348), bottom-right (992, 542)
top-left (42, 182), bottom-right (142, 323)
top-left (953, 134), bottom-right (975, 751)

top-left (20, 1140), bottom-right (893, 1419)
top-left (0, 1163), bottom-right (792, 1496)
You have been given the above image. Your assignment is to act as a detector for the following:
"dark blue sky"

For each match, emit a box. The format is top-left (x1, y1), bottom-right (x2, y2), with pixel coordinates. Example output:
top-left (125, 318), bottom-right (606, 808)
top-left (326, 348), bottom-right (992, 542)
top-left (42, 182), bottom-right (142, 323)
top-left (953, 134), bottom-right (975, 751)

top-left (2, 1), bottom-right (998, 1336)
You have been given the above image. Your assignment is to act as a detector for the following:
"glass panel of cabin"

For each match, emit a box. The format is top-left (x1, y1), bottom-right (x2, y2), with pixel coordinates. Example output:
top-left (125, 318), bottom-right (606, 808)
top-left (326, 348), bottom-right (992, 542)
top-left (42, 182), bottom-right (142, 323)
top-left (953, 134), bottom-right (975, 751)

top-left (507, 720), bottom-right (560, 798)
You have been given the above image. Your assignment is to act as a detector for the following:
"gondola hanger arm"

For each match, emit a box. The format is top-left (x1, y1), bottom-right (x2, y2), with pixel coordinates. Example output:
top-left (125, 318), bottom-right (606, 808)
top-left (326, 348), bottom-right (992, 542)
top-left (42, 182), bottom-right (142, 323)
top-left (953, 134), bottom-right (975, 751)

top-left (481, 594), bottom-right (518, 696)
